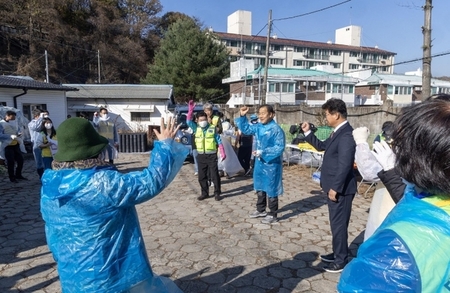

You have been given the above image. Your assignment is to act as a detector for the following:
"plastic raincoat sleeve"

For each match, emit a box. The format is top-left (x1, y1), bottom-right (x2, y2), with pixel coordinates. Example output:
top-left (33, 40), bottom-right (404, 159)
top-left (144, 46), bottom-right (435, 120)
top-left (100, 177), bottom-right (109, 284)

top-left (103, 139), bottom-right (188, 206)
top-left (355, 143), bottom-right (382, 180)
top-left (187, 120), bottom-right (197, 133)
top-left (235, 116), bottom-right (256, 136)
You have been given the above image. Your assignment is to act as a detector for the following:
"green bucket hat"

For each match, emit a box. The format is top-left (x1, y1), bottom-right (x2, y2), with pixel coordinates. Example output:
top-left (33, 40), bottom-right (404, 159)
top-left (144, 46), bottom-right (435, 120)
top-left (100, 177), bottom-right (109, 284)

top-left (54, 117), bottom-right (109, 162)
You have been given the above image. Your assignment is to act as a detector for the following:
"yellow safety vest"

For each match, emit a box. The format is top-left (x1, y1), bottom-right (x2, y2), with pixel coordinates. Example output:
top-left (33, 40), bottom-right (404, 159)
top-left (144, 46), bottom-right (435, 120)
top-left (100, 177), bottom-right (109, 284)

top-left (211, 115), bottom-right (219, 126)
top-left (195, 125), bottom-right (217, 154)
top-left (97, 121), bottom-right (115, 140)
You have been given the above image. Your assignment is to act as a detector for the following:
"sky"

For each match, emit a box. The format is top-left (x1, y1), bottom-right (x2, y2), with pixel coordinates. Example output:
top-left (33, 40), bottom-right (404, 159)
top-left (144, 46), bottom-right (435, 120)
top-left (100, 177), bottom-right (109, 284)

top-left (160, 0), bottom-right (450, 77)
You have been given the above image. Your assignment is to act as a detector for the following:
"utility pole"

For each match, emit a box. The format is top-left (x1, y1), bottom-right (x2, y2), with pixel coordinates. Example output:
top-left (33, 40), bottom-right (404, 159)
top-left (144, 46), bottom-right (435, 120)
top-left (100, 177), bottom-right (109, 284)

top-left (422, 0), bottom-right (432, 100)
top-left (262, 10), bottom-right (272, 105)
top-left (44, 50), bottom-right (49, 83)
top-left (97, 50), bottom-right (101, 84)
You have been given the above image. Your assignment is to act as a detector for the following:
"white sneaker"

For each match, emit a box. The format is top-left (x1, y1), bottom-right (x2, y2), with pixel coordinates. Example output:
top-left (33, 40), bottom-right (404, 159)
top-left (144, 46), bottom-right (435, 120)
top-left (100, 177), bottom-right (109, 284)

top-left (261, 215), bottom-right (278, 224)
top-left (249, 210), bottom-right (267, 218)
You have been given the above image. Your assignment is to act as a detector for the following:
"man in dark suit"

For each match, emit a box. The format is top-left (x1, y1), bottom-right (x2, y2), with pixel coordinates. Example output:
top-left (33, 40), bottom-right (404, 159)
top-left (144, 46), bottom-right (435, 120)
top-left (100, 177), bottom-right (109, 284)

top-left (301, 98), bottom-right (356, 273)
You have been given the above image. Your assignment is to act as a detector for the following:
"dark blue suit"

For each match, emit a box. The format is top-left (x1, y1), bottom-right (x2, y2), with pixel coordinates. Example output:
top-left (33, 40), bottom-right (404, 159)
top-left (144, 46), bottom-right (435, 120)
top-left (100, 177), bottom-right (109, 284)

top-left (305, 122), bottom-right (356, 266)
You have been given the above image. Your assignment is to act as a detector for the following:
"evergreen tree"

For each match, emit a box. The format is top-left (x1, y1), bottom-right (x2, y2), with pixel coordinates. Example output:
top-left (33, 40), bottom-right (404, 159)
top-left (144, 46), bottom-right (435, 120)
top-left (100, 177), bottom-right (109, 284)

top-left (142, 17), bottom-right (229, 103)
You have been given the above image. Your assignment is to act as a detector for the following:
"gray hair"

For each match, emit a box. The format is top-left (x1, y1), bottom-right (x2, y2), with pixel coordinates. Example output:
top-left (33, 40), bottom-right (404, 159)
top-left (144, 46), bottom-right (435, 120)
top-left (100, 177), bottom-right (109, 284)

top-left (203, 103), bottom-right (213, 111)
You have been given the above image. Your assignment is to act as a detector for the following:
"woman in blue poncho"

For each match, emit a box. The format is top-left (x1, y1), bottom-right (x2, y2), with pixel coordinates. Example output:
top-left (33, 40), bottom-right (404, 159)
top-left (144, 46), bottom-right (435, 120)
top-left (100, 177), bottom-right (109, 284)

top-left (41, 117), bottom-right (187, 293)
top-left (338, 94), bottom-right (450, 292)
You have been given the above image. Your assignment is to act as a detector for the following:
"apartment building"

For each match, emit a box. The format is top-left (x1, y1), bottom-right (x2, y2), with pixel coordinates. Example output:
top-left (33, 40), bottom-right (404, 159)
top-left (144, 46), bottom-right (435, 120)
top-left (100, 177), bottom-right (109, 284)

top-left (216, 10), bottom-right (396, 76)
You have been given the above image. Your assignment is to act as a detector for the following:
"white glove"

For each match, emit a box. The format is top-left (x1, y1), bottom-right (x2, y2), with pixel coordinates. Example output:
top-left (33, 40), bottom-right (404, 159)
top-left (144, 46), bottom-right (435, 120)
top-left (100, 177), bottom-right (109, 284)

top-left (352, 127), bottom-right (370, 145)
top-left (371, 141), bottom-right (395, 171)
top-left (10, 134), bottom-right (17, 140)
top-left (254, 150), bottom-right (262, 157)
top-left (39, 113), bottom-right (45, 118)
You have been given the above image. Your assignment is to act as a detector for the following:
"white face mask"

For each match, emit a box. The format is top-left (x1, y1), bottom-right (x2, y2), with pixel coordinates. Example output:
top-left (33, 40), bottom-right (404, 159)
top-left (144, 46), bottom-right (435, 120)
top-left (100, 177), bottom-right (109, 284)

top-left (45, 123), bottom-right (53, 129)
top-left (198, 121), bottom-right (208, 128)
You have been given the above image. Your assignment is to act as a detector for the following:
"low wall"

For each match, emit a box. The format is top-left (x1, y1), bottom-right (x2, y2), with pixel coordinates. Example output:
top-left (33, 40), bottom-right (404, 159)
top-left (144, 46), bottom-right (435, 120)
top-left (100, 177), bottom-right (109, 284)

top-left (221, 101), bottom-right (402, 143)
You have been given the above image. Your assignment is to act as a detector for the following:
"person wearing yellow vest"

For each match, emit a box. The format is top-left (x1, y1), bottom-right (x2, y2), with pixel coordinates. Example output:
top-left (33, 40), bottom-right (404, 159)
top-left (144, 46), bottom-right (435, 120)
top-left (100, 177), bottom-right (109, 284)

top-left (0, 111), bottom-right (27, 183)
top-left (36, 117), bottom-right (57, 170)
top-left (338, 94), bottom-right (450, 292)
top-left (187, 100), bottom-right (226, 201)
top-left (93, 107), bottom-right (119, 164)
top-left (203, 102), bottom-right (222, 134)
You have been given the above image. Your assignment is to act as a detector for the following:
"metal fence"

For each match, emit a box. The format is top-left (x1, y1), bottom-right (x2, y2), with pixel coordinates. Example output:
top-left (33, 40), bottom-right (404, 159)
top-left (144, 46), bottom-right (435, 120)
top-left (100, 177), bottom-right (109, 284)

top-left (118, 132), bottom-right (148, 153)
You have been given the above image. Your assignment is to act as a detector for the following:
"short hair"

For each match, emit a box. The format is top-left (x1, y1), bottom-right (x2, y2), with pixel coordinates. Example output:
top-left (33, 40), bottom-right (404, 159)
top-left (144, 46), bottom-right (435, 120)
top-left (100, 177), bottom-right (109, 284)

top-left (322, 98), bottom-right (347, 118)
top-left (196, 111), bottom-right (208, 119)
top-left (32, 108), bottom-right (43, 117)
top-left (99, 107), bottom-right (108, 113)
top-left (392, 98), bottom-right (450, 193)
top-left (203, 103), bottom-right (213, 111)
top-left (258, 104), bottom-right (275, 114)
top-left (6, 110), bottom-right (16, 116)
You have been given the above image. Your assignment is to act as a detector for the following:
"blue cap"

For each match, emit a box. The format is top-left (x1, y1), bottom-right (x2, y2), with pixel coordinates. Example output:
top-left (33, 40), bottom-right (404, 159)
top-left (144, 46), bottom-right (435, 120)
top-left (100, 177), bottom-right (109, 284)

top-left (250, 114), bottom-right (258, 121)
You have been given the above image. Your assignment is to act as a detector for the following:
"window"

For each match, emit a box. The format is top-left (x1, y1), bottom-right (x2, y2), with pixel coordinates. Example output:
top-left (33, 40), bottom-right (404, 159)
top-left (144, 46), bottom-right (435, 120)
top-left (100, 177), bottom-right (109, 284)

top-left (349, 52), bottom-right (358, 57)
top-left (282, 83), bottom-right (294, 92)
top-left (22, 104), bottom-right (47, 122)
top-left (0, 102), bottom-right (6, 106)
top-left (349, 64), bottom-right (359, 70)
top-left (317, 82), bottom-right (325, 91)
top-left (269, 58), bottom-right (283, 65)
top-left (387, 85), bottom-right (394, 94)
top-left (272, 45), bottom-right (283, 51)
top-left (293, 60), bottom-right (305, 67)
top-left (131, 112), bottom-right (150, 122)
top-left (332, 50), bottom-right (341, 56)
top-left (294, 46), bottom-right (306, 53)
top-left (332, 63), bottom-right (341, 69)
top-left (227, 40), bottom-right (240, 47)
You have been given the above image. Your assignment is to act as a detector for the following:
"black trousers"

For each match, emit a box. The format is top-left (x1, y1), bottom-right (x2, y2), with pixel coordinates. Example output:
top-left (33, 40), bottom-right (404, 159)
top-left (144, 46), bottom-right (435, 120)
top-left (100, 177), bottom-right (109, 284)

top-left (256, 191), bottom-right (278, 217)
top-left (5, 144), bottom-right (24, 181)
top-left (197, 153), bottom-right (221, 197)
top-left (237, 146), bottom-right (252, 172)
top-left (327, 193), bottom-right (355, 266)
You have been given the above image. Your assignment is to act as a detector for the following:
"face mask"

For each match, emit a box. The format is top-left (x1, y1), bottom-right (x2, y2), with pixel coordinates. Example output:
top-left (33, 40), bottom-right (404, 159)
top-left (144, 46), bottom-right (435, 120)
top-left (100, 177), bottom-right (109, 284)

top-left (101, 114), bottom-right (108, 119)
top-left (45, 123), bottom-right (52, 129)
top-left (198, 121), bottom-right (208, 128)
top-left (43, 114), bottom-right (49, 118)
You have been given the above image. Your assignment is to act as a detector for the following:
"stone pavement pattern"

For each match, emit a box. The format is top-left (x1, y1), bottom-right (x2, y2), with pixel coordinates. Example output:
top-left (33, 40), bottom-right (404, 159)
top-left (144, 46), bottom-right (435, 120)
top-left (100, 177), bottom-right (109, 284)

top-left (0, 153), bottom-right (372, 293)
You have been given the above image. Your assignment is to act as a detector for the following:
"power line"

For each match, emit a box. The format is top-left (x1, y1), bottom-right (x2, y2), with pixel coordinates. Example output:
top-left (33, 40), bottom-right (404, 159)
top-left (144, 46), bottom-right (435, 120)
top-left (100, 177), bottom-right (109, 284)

top-left (273, 0), bottom-right (352, 22)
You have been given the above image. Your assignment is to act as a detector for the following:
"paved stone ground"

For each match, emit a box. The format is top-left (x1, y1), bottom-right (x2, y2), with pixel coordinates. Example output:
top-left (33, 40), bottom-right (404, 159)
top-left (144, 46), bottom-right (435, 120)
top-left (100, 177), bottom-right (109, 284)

top-left (0, 153), bottom-right (373, 293)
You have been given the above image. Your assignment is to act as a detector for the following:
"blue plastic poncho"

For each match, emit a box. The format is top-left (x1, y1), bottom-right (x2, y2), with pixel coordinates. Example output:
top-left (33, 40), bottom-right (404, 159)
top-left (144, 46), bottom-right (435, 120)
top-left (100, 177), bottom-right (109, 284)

top-left (235, 116), bottom-right (285, 197)
top-left (338, 184), bottom-right (450, 292)
top-left (41, 140), bottom-right (188, 293)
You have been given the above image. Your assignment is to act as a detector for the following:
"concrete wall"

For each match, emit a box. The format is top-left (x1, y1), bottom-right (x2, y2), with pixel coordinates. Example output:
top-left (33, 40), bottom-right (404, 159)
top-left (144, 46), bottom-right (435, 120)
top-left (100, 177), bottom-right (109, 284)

top-left (221, 101), bottom-right (402, 140)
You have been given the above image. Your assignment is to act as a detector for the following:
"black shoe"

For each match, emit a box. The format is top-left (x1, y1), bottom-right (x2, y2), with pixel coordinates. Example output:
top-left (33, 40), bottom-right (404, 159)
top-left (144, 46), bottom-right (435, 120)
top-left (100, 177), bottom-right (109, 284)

top-left (197, 195), bottom-right (208, 201)
top-left (214, 194), bottom-right (221, 201)
top-left (16, 176), bottom-right (28, 180)
top-left (323, 262), bottom-right (345, 273)
top-left (320, 253), bottom-right (335, 263)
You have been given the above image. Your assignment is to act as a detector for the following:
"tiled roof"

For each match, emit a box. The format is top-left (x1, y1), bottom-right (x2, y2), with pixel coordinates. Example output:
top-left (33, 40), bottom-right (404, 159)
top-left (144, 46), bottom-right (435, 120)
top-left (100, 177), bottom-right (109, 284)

top-left (214, 32), bottom-right (396, 55)
top-left (64, 84), bottom-right (173, 100)
top-left (0, 75), bottom-right (78, 91)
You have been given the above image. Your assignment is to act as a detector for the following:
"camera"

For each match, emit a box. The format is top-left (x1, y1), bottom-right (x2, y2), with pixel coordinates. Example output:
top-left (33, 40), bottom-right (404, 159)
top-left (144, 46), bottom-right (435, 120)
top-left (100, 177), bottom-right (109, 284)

top-left (289, 123), bottom-right (317, 135)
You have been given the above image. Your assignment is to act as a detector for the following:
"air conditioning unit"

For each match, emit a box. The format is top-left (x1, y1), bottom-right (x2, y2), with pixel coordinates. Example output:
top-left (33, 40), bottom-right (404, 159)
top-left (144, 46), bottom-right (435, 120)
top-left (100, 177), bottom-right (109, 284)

top-left (380, 59), bottom-right (387, 64)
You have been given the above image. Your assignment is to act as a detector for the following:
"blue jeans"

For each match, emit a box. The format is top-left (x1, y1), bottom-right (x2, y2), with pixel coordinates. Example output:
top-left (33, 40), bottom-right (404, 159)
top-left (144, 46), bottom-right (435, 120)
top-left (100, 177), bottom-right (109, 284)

top-left (43, 157), bottom-right (53, 170)
top-left (33, 147), bottom-right (44, 170)
top-left (193, 149), bottom-right (199, 172)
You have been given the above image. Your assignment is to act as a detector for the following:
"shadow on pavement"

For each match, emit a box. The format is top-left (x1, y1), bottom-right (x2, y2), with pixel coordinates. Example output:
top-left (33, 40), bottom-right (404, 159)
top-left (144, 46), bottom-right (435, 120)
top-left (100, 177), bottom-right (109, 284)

top-left (278, 194), bottom-right (327, 221)
top-left (174, 251), bottom-right (323, 293)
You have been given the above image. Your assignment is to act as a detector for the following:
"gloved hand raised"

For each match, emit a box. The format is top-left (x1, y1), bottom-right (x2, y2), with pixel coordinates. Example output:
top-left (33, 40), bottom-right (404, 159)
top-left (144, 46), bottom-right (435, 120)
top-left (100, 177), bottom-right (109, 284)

top-left (371, 140), bottom-right (395, 171)
top-left (352, 127), bottom-right (370, 145)
top-left (10, 134), bottom-right (17, 140)
top-left (187, 100), bottom-right (196, 121)
top-left (218, 144), bottom-right (226, 160)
